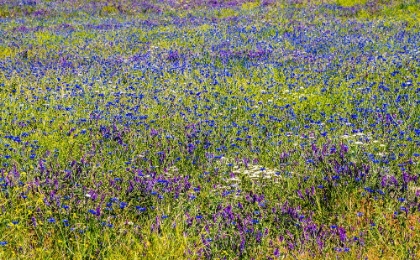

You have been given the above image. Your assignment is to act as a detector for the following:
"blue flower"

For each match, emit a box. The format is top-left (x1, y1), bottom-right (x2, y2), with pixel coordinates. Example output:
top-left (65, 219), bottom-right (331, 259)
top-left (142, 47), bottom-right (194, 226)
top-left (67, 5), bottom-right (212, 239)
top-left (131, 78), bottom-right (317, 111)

top-left (136, 206), bottom-right (146, 212)
top-left (120, 202), bottom-right (127, 209)
top-left (47, 217), bottom-right (56, 224)
top-left (0, 241), bottom-right (7, 246)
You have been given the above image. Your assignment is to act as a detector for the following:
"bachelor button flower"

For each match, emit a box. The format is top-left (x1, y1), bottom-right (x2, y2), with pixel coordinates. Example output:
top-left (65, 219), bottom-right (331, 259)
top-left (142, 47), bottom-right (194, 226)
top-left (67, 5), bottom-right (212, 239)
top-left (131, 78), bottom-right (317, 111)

top-left (47, 217), bottom-right (56, 224)
top-left (136, 206), bottom-right (146, 212)
top-left (0, 241), bottom-right (7, 246)
top-left (364, 187), bottom-right (374, 193)
top-left (120, 202), bottom-right (127, 209)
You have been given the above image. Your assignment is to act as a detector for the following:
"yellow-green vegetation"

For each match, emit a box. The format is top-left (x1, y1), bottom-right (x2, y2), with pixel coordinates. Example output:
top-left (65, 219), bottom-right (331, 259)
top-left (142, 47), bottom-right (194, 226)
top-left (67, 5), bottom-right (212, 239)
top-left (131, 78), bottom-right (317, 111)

top-left (0, 46), bottom-right (16, 59)
top-left (336, 0), bottom-right (367, 7)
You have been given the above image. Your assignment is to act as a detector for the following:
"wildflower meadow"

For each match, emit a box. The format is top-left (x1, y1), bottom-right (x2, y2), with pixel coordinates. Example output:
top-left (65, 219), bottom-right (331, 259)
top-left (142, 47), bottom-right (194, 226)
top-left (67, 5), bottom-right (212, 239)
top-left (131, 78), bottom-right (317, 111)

top-left (0, 0), bottom-right (419, 259)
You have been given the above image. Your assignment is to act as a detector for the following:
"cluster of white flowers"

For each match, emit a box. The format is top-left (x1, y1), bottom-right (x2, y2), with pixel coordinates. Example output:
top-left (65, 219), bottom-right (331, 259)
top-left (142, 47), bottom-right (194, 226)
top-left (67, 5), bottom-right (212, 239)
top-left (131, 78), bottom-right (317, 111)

top-left (232, 164), bottom-right (279, 180)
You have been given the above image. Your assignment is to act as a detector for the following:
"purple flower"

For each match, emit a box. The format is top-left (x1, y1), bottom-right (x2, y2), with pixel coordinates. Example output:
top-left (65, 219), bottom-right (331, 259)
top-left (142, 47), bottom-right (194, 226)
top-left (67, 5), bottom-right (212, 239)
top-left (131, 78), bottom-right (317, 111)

top-left (31, 217), bottom-right (37, 227)
top-left (150, 128), bottom-right (159, 137)
top-left (338, 227), bottom-right (347, 242)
